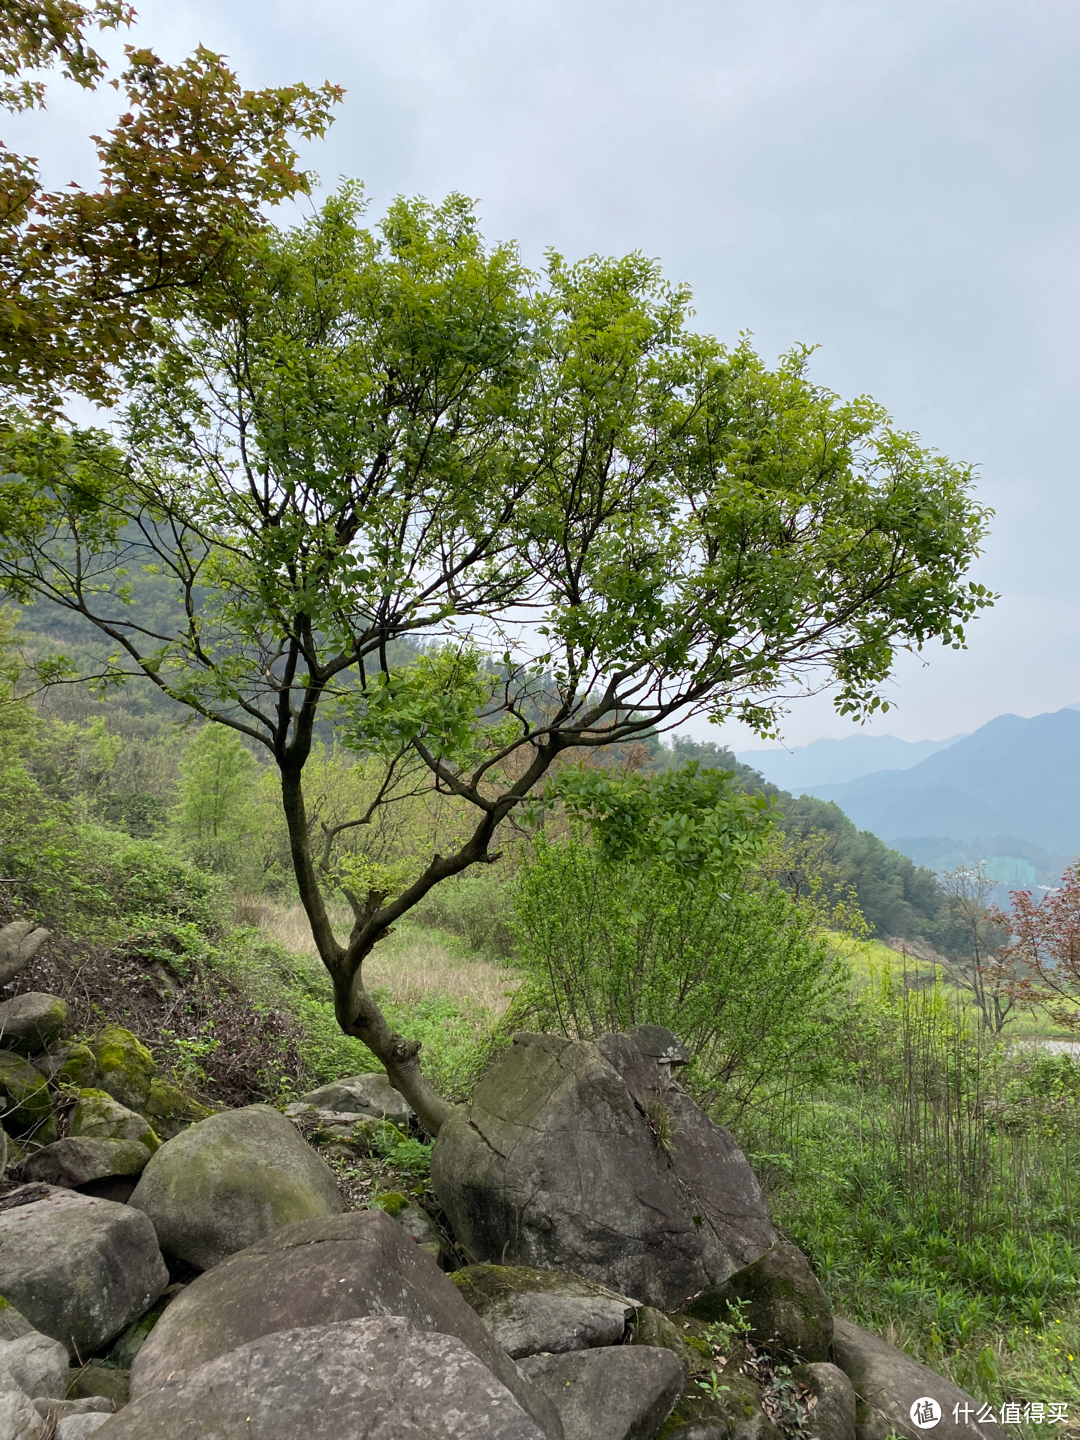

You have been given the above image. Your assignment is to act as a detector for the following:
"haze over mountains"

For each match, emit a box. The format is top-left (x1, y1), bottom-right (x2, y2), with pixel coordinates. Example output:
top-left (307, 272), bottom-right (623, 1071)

top-left (738, 707), bottom-right (1080, 885)
top-left (736, 733), bottom-right (966, 791)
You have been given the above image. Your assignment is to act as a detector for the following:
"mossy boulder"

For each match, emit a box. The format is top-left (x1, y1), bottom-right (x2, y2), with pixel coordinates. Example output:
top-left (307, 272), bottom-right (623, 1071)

top-left (632, 1306), bottom-right (702, 1377)
top-left (53, 1042), bottom-right (98, 1089)
top-left (0, 1049), bottom-right (57, 1142)
top-left (371, 1193), bottom-right (446, 1265)
top-left (72, 1088), bottom-right (160, 1151)
top-left (128, 1104), bottom-right (343, 1270)
top-left (141, 1078), bottom-right (213, 1141)
top-left (0, 992), bottom-right (68, 1056)
top-left (682, 1242), bottom-right (833, 1363)
top-left (658, 1371), bottom-right (780, 1440)
top-left (89, 1027), bottom-right (156, 1111)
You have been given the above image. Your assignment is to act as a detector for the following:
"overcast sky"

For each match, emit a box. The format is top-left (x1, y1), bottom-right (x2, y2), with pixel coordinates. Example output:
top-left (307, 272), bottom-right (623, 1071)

top-left (13, 0), bottom-right (1079, 747)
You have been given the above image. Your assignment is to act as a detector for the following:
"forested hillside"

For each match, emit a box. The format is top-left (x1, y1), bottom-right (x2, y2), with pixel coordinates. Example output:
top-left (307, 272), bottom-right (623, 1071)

top-left (657, 737), bottom-right (963, 950)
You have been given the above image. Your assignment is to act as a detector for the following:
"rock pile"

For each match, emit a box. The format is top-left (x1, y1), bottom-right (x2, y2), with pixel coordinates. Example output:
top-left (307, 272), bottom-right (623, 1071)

top-left (0, 931), bottom-right (995, 1440)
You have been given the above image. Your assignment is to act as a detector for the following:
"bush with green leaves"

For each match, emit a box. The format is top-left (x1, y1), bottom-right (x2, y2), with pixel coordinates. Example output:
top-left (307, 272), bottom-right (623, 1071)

top-left (510, 827), bottom-right (844, 1121)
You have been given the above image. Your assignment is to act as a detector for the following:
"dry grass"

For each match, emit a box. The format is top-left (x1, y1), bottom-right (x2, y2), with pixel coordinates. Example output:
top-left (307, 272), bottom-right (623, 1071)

top-left (251, 901), bottom-right (518, 1017)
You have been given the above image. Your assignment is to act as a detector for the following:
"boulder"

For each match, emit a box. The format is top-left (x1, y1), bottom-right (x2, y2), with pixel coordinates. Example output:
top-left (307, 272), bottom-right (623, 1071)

top-left (791, 1361), bottom-right (856, 1440)
top-left (97, 1316), bottom-right (548, 1439)
top-left (0, 992), bottom-right (68, 1056)
top-left (52, 1043), bottom-right (98, 1088)
top-left (657, 1372), bottom-right (780, 1440)
top-left (139, 1078), bottom-right (214, 1141)
top-left (432, 1032), bottom-right (775, 1310)
top-left (23, 1136), bottom-right (153, 1188)
top-left (88, 1027), bottom-right (155, 1111)
top-left (0, 1328), bottom-right (69, 1397)
top-left (296, 1071), bottom-right (411, 1125)
top-left (56, 1416), bottom-right (113, 1439)
top-left (831, 1317), bottom-right (993, 1440)
top-left (0, 1386), bottom-right (48, 1439)
top-left (71, 1089), bottom-right (160, 1150)
top-left (131, 1209), bottom-right (564, 1439)
top-left (596, 1033), bottom-right (777, 1274)
top-left (519, 1346), bottom-right (685, 1440)
top-left (0, 1187), bottom-right (168, 1355)
top-left (683, 1243), bottom-right (833, 1363)
top-left (0, 1049), bottom-right (56, 1140)
top-left (0, 921), bottom-right (50, 986)
top-left (128, 1104), bottom-right (342, 1270)
top-left (452, 1263), bottom-right (636, 1359)
top-left (35, 1396), bottom-right (116, 1422)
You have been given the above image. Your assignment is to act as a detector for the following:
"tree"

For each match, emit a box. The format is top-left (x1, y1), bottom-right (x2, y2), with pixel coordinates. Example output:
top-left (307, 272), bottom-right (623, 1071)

top-left (993, 865), bottom-right (1080, 1030)
top-left (174, 723), bottom-right (256, 873)
top-left (0, 0), bottom-right (340, 408)
top-left (936, 865), bottom-right (1025, 1034)
top-left (0, 189), bottom-right (994, 1130)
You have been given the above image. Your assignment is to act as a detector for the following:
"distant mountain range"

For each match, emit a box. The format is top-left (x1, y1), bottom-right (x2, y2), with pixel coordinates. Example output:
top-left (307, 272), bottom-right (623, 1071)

top-left (736, 733), bottom-right (965, 790)
top-left (788, 707), bottom-right (1080, 881)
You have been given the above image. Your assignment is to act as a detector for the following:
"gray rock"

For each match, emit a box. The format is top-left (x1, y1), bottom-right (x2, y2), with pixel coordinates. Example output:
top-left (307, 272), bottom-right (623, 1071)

top-left (831, 1317), bottom-right (992, 1440)
top-left (625, 1025), bottom-right (690, 1068)
top-left (0, 1385), bottom-right (47, 1439)
top-left (130, 1209), bottom-right (564, 1439)
top-left (0, 1298), bottom-right (35, 1343)
top-left (100, 1316), bottom-right (549, 1439)
top-left (519, 1346), bottom-right (685, 1440)
top-left (0, 921), bottom-right (50, 987)
top-left (0, 993), bottom-right (68, 1056)
top-left (55, 1415), bottom-right (113, 1440)
top-left (283, 1105), bottom-right (380, 1132)
top-left (683, 1243), bottom-right (833, 1363)
top-left (0, 1188), bottom-right (168, 1356)
top-left (33, 1396), bottom-right (115, 1420)
top-left (297, 1072), bottom-right (411, 1124)
top-left (597, 1033), bottom-right (777, 1276)
top-left (0, 1329), bottom-right (69, 1399)
top-left (792, 1361), bottom-right (857, 1440)
top-left (70, 1090), bottom-right (160, 1150)
top-left (23, 1137), bottom-right (153, 1188)
top-left (128, 1104), bottom-right (342, 1270)
top-left (432, 1033), bottom-right (775, 1311)
top-left (453, 1263), bottom-right (636, 1359)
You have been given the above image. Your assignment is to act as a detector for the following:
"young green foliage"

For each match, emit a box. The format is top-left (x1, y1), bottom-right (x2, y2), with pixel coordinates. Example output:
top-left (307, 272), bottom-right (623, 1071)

top-left (0, 188), bottom-right (993, 1129)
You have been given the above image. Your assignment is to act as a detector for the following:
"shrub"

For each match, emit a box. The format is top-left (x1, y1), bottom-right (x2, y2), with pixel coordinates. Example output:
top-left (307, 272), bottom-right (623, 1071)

top-left (510, 831), bottom-right (844, 1120)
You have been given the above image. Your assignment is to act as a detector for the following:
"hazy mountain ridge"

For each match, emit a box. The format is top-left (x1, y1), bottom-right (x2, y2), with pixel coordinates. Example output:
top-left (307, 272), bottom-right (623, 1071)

top-left (736, 732), bottom-right (965, 790)
top-left (801, 708), bottom-right (1080, 864)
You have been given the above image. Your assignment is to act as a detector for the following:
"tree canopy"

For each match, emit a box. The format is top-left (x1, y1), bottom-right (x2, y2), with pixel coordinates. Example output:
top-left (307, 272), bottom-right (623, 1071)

top-left (0, 188), bottom-right (994, 1129)
top-left (0, 0), bottom-right (340, 408)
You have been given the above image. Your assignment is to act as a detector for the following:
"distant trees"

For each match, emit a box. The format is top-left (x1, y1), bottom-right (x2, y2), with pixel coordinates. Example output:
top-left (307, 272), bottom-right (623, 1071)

top-left (666, 736), bottom-right (961, 949)
top-left (0, 189), bottom-right (993, 1130)
top-left (174, 725), bottom-right (257, 874)
top-left (994, 865), bottom-right (1080, 1031)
